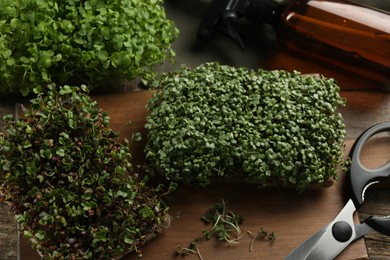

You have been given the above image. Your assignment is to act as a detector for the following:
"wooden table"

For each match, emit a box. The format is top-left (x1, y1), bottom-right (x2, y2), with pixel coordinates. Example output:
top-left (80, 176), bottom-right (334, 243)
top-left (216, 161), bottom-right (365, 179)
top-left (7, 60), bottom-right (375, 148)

top-left (1, 1), bottom-right (390, 259)
top-left (158, 2), bottom-right (390, 258)
top-left (94, 92), bottom-right (390, 260)
top-left (14, 90), bottom-right (390, 260)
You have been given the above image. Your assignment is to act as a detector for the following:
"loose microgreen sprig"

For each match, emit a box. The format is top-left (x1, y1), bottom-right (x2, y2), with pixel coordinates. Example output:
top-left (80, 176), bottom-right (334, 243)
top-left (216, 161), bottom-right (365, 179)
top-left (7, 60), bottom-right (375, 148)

top-left (146, 62), bottom-right (347, 192)
top-left (176, 200), bottom-right (275, 258)
top-left (247, 228), bottom-right (276, 252)
top-left (176, 239), bottom-right (204, 260)
top-left (200, 200), bottom-right (244, 245)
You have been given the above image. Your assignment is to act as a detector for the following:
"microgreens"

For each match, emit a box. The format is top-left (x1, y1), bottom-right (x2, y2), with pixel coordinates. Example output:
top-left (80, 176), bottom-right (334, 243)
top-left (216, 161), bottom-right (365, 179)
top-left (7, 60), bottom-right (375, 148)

top-left (200, 200), bottom-right (244, 244)
top-left (0, 84), bottom-right (169, 258)
top-left (145, 62), bottom-right (347, 192)
top-left (176, 200), bottom-right (275, 258)
top-left (247, 228), bottom-right (276, 252)
top-left (0, 0), bottom-right (179, 96)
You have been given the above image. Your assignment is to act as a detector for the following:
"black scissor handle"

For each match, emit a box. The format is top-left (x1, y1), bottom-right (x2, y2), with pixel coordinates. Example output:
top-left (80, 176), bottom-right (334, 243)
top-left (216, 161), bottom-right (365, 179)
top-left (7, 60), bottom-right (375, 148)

top-left (349, 122), bottom-right (390, 208)
top-left (365, 215), bottom-right (390, 236)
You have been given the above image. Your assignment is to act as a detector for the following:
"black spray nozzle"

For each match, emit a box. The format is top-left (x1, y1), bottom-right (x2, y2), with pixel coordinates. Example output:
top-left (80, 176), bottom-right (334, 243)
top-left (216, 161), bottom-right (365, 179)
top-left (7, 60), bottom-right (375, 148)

top-left (197, 0), bottom-right (246, 49)
top-left (197, 0), bottom-right (286, 49)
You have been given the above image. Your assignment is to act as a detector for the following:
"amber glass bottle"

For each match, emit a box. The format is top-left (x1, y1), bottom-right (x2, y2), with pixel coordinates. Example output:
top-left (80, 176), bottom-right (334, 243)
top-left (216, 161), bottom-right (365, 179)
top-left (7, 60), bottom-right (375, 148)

top-left (279, 0), bottom-right (390, 88)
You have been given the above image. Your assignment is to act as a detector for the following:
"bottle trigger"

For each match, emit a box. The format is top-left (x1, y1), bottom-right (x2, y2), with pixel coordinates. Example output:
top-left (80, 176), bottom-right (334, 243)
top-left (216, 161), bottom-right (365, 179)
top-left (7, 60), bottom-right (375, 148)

top-left (221, 24), bottom-right (245, 50)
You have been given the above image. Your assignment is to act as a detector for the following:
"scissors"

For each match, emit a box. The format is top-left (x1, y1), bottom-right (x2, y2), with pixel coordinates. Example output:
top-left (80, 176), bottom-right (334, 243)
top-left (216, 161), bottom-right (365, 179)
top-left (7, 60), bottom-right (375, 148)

top-left (286, 122), bottom-right (390, 259)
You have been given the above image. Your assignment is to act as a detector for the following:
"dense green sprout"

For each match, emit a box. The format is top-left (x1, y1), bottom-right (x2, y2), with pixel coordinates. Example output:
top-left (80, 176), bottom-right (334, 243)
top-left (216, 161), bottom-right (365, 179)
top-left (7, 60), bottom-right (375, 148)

top-left (145, 62), bottom-right (346, 191)
top-left (0, 0), bottom-right (179, 96)
top-left (0, 85), bottom-right (168, 258)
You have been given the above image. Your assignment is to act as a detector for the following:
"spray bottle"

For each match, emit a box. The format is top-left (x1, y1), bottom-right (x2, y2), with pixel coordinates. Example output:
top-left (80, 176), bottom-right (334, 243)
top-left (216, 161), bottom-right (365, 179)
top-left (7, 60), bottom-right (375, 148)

top-left (197, 0), bottom-right (390, 89)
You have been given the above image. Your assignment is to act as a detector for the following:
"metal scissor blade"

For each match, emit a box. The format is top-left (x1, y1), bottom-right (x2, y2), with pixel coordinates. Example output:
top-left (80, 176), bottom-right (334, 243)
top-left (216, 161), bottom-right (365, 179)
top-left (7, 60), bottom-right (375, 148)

top-left (285, 226), bottom-right (328, 260)
top-left (353, 222), bottom-right (374, 242)
top-left (304, 226), bottom-right (353, 259)
top-left (286, 200), bottom-right (357, 260)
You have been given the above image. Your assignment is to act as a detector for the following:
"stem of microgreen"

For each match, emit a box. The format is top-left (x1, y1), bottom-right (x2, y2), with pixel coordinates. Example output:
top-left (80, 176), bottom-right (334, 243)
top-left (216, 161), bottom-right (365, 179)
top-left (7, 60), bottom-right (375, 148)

top-left (210, 214), bottom-right (222, 232)
top-left (247, 228), bottom-right (276, 252)
top-left (201, 200), bottom-right (244, 244)
top-left (176, 239), bottom-right (204, 260)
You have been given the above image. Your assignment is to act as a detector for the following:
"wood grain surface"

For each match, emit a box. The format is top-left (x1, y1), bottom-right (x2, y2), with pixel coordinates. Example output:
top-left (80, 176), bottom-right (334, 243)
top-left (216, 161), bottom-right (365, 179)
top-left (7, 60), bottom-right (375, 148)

top-left (2, 1), bottom-right (390, 258)
top-left (15, 91), bottom-right (374, 260)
